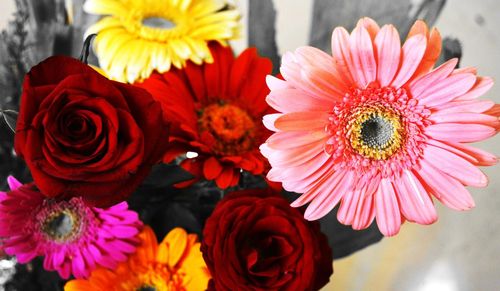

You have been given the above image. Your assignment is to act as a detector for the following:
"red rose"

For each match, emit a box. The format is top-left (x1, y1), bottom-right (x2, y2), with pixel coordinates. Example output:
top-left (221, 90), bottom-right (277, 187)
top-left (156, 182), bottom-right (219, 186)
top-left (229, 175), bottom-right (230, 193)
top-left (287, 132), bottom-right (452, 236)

top-left (14, 56), bottom-right (169, 206)
top-left (202, 189), bottom-right (333, 290)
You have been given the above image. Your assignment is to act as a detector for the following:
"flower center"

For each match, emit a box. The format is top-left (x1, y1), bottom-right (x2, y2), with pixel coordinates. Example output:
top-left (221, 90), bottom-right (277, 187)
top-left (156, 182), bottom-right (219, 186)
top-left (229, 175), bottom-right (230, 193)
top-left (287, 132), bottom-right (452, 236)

top-left (199, 103), bottom-right (256, 155)
top-left (137, 286), bottom-right (157, 291)
top-left (347, 107), bottom-right (403, 160)
top-left (122, 265), bottom-right (187, 291)
top-left (42, 208), bottom-right (81, 243)
top-left (142, 17), bottom-right (175, 29)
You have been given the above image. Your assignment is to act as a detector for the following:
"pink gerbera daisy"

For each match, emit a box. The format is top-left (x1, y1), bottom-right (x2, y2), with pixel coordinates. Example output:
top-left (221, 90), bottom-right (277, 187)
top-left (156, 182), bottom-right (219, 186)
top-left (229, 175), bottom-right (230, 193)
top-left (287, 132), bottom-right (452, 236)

top-left (261, 18), bottom-right (499, 236)
top-left (0, 176), bottom-right (142, 278)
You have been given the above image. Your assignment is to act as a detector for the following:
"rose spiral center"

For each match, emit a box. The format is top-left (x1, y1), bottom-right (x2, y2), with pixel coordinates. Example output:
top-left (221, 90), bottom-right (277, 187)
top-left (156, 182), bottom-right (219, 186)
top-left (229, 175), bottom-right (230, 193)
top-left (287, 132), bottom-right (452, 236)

top-left (199, 103), bottom-right (256, 155)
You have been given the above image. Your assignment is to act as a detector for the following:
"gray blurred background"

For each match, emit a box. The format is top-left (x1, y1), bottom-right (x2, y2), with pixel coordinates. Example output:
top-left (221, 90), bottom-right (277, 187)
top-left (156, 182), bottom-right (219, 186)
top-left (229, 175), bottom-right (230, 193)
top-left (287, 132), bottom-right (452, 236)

top-left (1, 0), bottom-right (499, 290)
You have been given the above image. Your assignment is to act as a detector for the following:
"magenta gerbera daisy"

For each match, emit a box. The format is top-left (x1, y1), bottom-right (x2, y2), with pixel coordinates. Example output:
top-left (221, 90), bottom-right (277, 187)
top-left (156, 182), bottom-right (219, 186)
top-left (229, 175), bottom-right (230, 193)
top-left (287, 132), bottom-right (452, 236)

top-left (261, 18), bottom-right (499, 236)
top-left (0, 176), bottom-right (142, 279)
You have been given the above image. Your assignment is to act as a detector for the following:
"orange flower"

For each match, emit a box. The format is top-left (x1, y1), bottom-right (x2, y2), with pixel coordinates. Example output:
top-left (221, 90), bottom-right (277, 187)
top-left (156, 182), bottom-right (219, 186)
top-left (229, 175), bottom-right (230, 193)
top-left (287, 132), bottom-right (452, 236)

top-left (65, 226), bottom-right (210, 291)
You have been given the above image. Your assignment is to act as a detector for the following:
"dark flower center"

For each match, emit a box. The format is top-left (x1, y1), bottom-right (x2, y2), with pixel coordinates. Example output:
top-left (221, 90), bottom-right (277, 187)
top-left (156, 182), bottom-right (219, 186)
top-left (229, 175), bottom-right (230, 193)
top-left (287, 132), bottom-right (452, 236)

top-left (346, 105), bottom-right (404, 160)
top-left (142, 17), bottom-right (175, 29)
top-left (360, 115), bottom-right (395, 149)
top-left (137, 286), bottom-right (157, 291)
top-left (42, 208), bottom-right (81, 242)
top-left (198, 103), bottom-right (256, 155)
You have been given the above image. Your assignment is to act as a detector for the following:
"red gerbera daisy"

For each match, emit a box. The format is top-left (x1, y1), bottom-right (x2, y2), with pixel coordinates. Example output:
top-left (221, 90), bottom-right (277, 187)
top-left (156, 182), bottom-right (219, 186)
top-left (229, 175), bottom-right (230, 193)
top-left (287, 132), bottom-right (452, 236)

top-left (138, 43), bottom-right (273, 188)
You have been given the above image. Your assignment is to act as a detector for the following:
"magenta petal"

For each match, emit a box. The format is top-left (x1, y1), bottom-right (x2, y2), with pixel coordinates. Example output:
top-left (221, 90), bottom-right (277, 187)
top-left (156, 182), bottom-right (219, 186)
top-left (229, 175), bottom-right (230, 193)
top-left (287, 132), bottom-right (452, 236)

top-left (7, 176), bottom-right (22, 190)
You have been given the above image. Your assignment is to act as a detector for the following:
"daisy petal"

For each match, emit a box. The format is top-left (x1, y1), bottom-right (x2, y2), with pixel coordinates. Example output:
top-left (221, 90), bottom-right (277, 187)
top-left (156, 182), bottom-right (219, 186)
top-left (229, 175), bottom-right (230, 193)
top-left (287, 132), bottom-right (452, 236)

top-left (417, 159), bottom-right (475, 210)
top-left (423, 144), bottom-right (488, 187)
top-left (395, 170), bottom-right (437, 224)
top-left (391, 34), bottom-right (427, 88)
top-left (375, 178), bottom-right (401, 236)
top-left (375, 25), bottom-right (401, 87)
top-left (349, 26), bottom-right (377, 87)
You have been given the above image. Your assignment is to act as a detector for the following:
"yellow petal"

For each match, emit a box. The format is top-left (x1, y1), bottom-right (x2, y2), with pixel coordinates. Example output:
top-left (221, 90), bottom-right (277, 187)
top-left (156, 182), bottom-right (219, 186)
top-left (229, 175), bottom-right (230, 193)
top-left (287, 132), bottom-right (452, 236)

top-left (160, 227), bottom-right (188, 267)
top-left (84, 17), bottom-right (123, 37)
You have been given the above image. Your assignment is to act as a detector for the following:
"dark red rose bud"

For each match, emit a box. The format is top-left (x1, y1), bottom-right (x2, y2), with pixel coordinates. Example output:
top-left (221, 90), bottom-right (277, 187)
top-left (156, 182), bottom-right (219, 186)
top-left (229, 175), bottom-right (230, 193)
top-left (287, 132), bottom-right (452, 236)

top-left (202, 189), bottom-right (333, 291)
top-left (14, 56), bottom-right (169, 207)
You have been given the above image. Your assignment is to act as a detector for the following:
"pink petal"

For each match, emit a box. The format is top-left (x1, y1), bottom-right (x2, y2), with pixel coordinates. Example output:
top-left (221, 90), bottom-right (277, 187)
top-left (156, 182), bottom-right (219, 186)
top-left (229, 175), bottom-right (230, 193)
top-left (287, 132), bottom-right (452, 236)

top-left (266, 75), bottom-right (291, 91)
top-left (425, 123), bottom-right (496, 143)
top-left (263, 139), bottom-right (324, 167)
top-left (433, 99), bottom-right (495, 114)
top-left (338, 189), bottom-right (362, 226)
top-left (408, 58), bottom-right (458, 99)
top-left (59, 263), bottom-right (71, 280)
top-left (417, 159), bottom-right (475, 210)
top-left (331, 27), bottom-right (355, 86)
top-left (454, 76), bottom-right (494, 101)
top-left (423, 144), bottom-right (488, 187)
top-left (71, 249), bottom-right (87, 279)
top-left (440, 141), bottom-right (497, 166)
top-left (15, 250), bottom-right (38, 264)
top-left (375, 178), bottom-right (402, 236)
top-left (110, 239), bottom-right (137, 253)
top-left (417, 73), bottom-right (477, 107)
top-left (338, 177), bottom-right (377, 227)
top-left (352, 191), bottom-right (376, 230)
top-left (266, 88), bottom-right (332, 113)
top-left (280, 52), bottom-right (334, 101)
top-left (293, 47), bottom-right (350, 95)
top-left (453, 66), bottom-right (477, 74)
top-left (53, 248), bottom-right (66, 267)
top-left (95, 249), bottom-right (117, 269)
top-left (268, 152), bottom-right (329, 185)
top-left (266, 130), bottom-right (328, 150)
top-left (301, 66), bottom-right (347, 101)
top-left (304, 171), bottom-right (354, 220)
top-left (429, 112), bottom-right (500, 128)
top-left (349, 26), bottom-right (377, 87)
top-left (104, 225), bottom-right (140, 238)
top-left (262, 113), bottom-right (283, 131)
top-left (290, 164), bottom-right (338, 207)
top-left (356, 17), bottom-right (380, 40)
top-left (426, 139), bottom-right (480, 164)
top-left (375, 24), bottom-right (401, 87)
top-left (274, 111), bottom-right (329, 131)
top-left (7, 176), bottom-right (22, 190)
top-left (391, 34), bottom-right (427, 88)
top-left (395, 170), bottom-right (437, 224)
top-left (282, 158), bottom-right (335, 194)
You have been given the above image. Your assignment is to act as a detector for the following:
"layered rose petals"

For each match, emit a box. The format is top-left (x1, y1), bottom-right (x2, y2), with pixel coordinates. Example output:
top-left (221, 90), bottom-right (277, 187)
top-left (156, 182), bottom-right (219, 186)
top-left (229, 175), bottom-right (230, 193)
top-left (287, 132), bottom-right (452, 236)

top-left (262, 17), bottom-right (499, 236)
top-left (0, 177), bottom-right (142, 279)
top-left (138, 42), bottom-right (273, 189)
top-left (201, 189), bottom-right (333, 290)
top-left (15, 56), bottom-right (169, 207)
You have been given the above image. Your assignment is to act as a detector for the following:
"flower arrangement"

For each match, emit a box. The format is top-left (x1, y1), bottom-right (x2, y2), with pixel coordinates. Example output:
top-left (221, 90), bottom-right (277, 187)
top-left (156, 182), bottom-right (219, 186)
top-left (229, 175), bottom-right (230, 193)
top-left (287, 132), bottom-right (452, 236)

top-left (0, 0), bottom-right (498, 290)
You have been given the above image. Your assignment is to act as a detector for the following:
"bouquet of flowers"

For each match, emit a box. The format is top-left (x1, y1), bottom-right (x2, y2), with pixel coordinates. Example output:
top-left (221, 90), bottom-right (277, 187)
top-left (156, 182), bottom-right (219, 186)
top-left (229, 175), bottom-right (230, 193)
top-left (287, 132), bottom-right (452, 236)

top-left (0, 0), bottom-right (498, 290)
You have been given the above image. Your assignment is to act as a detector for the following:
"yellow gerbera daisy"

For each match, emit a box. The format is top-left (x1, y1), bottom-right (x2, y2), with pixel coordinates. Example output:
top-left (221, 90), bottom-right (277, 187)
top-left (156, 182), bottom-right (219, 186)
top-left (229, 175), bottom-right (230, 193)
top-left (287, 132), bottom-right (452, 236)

top-left (64, 226), bottom-right (211, 291)
top-left (84, 0), bottom-right (241, 83)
